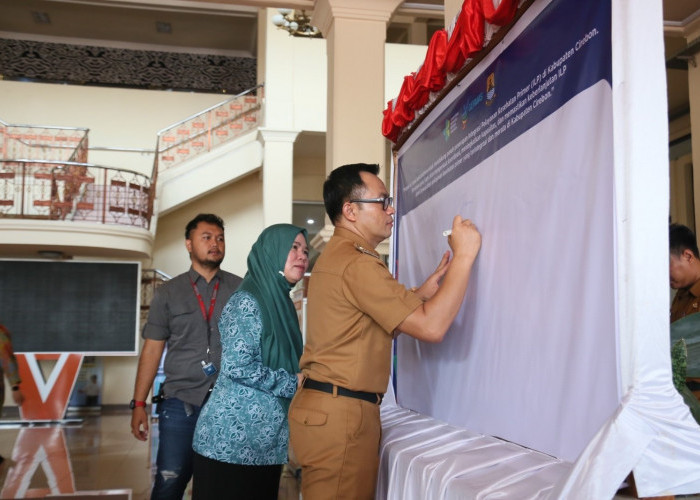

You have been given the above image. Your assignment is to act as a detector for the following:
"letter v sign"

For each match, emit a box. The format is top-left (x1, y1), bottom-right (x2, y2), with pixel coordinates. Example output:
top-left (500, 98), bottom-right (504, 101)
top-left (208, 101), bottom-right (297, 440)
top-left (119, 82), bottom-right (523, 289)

top-left (15, 353), bottom-right (84, 420)
top-left (0, 427), bottom-right (75, 498)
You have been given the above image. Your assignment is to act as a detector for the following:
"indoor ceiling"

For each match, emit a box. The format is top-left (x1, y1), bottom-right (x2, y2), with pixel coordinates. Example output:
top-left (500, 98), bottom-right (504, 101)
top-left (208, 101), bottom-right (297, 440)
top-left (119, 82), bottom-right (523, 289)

top-left (0, 0), bottom-right (699, 120)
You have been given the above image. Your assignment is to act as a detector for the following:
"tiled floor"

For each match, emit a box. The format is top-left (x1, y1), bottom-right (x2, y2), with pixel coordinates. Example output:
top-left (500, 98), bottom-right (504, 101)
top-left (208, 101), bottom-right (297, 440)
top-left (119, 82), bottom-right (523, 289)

top-left (0, 407), bottom-right (301, 500)
top-left (0, 408), bottom-right (153, 498)
top-left (1, 409), bottom-right (696, 499)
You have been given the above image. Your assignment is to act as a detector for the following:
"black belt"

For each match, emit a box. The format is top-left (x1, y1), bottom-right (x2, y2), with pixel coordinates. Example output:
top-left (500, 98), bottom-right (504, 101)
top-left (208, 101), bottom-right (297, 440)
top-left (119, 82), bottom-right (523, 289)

top-left (303, 379), bottom-right (383, 405)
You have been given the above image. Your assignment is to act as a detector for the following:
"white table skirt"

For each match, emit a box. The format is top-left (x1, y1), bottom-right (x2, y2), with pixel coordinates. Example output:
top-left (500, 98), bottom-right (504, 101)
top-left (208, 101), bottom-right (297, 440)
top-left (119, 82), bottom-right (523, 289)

top-left (377, 406), bottom-right (572, 500)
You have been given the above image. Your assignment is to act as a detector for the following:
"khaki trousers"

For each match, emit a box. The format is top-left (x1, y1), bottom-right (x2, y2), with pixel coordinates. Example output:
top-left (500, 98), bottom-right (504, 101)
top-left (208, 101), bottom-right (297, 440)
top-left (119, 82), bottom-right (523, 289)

top-left (289, 386), bottom-right (381, 500)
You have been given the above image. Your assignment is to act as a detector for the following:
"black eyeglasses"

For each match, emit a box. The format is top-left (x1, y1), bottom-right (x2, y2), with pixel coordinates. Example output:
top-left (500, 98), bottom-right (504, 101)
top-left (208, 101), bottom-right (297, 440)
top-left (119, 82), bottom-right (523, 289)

top-left (350, 197), bottom-right (394, 211)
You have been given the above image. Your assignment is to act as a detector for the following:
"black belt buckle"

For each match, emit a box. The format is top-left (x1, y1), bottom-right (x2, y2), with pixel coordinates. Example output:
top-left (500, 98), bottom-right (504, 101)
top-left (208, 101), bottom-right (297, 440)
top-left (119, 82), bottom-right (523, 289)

top-left (303, 378), bottom-right (383, 405)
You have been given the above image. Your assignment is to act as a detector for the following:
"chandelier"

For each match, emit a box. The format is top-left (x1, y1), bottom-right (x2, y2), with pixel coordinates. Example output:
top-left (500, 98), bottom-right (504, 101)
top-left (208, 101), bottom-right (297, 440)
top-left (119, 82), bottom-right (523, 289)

top-left (271, 9), bottom-right (322, 38)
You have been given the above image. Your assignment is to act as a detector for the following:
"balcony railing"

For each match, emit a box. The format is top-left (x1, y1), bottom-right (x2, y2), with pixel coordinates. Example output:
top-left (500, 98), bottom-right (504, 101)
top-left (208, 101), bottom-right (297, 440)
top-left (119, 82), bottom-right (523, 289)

top-left (0, 159), bottom-right (153, 229)
top-left (152, 84), bottom-right (263, 180)
top-left (0, 84), bottom-right (265, 233)
top-left (0, 119), bottom-right (89, 163)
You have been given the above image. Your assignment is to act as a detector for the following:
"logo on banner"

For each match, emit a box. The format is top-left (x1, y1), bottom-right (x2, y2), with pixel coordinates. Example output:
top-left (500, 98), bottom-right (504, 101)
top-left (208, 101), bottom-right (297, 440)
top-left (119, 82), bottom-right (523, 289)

top-left (460, 104), bottom-right (469, 129)
top-left (486, 72), bottom-right (497, 105)
top-left (443, 114), bottom-right (461, 141)
top-left (442, 118), bottom-right (451, 140)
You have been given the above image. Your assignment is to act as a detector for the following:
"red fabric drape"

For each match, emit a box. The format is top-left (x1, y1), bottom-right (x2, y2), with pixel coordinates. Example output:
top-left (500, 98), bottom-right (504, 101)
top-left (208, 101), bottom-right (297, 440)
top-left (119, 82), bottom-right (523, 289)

top-left (411, 29), bottom-right (448, 109)
top-left (393, 74), bottom-right (418, 127)
top-left (382, 100), bottom-right (400, 143)
top-left (482, 0), bottom-right (518, 26)
top-left (443, 0), bottom-right (486, 72)
top-left (459, 0), bottom-right (486, 60)
top-left (382, 0), bottom-right (520, 142)
top-left (443, 7), bottom-right (466, 72)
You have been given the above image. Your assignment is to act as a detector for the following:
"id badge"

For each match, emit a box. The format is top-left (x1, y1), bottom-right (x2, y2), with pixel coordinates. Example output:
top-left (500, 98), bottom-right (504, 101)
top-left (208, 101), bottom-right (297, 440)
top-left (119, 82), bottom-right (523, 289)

top-left (201, 360), bottom-right (217, 377)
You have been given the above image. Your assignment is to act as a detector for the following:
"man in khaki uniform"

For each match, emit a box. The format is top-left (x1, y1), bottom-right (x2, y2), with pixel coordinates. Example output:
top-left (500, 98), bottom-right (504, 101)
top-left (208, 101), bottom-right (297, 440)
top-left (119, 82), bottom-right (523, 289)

top-left (670, 223), bottom-right (700, 322)
top-left (289, 163), bottom-right (481, 499)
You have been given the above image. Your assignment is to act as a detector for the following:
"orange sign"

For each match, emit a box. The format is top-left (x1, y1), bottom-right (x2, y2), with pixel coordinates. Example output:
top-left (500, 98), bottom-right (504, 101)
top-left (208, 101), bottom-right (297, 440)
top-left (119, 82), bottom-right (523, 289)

top-left (0, 427), bottom-right (76, 498)
top-left (16, 353), bottom-right (84, 420)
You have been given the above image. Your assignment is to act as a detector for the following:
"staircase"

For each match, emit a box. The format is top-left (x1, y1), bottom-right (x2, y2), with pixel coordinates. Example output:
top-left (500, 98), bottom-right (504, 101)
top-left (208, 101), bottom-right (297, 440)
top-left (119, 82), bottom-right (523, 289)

top-left (0, 84), bottom-right (265, 231)
top-left (152, 84), bottom-right (264, 214)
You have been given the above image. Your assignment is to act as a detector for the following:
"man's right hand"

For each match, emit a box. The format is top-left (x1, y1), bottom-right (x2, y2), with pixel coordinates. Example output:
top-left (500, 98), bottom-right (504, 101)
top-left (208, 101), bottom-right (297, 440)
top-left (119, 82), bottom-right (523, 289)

top-left (447, 215), bottom-right (481, 261)
top-left (131, 407), bottom-right (149, 441)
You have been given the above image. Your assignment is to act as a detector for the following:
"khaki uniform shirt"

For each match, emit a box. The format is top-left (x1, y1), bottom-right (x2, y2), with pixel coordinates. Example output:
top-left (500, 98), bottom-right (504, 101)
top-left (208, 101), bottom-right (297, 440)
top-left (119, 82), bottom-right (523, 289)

top-left (671, 279), bottom-right (700, 323)
top-left (299, 227), bottom-right (423, 394)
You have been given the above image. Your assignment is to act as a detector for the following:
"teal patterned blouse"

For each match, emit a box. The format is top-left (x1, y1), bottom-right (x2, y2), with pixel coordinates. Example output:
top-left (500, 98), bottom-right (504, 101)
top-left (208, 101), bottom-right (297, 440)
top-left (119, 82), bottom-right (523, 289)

top-left (192, 291), bottom-right (298, 465)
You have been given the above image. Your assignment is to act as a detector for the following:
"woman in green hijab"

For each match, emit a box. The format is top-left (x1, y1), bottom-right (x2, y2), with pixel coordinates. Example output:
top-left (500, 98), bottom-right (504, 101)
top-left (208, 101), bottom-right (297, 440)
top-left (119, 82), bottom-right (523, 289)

top-left (192, 224), bottom-right (309, 499)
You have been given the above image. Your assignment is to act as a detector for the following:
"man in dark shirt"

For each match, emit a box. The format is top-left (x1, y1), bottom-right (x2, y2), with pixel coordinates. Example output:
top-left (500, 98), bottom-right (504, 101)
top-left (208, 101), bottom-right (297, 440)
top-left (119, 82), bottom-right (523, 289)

top-left (130, 213), bottom-right (242, 500)
top-left (670, 223), bottom-right (700, 322)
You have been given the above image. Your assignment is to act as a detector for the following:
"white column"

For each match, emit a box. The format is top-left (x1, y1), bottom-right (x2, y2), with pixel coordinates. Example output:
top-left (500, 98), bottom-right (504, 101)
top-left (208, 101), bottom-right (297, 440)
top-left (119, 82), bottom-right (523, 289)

top-left (257, 8), bottom-right (302, 228)
top-left (311, 0), bottom-right (402, 252)
top-left (258, 128), bottom-right (299, 226)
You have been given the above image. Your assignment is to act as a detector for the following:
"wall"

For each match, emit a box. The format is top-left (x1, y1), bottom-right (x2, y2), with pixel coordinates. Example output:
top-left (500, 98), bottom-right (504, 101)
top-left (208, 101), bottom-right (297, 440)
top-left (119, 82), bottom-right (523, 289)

top-left (260, 8), bottom-right (327, 133)
top-left (150, 172), bottom-right (263, 278)
top-left (385, 43), bottom-right (430, 102)
top-left (0, 80), bottom-right (227, 176)
top-left (688, 19), bottom-right (700, 234)
top-left (293, 155), bottom-right (325, 201)
top-left (1, 36), bottom-right (428, 407)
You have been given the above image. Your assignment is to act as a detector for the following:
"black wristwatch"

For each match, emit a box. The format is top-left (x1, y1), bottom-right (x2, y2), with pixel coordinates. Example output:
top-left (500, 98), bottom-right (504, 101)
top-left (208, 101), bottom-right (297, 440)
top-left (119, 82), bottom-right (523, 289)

top-left (130, 399), bottom-right (146, 409)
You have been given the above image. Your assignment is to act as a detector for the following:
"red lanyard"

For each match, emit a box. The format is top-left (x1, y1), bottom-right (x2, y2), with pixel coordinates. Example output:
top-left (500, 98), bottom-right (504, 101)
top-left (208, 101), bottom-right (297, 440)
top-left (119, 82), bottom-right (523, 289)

top-left (190, 277), bottom-right (220, 325)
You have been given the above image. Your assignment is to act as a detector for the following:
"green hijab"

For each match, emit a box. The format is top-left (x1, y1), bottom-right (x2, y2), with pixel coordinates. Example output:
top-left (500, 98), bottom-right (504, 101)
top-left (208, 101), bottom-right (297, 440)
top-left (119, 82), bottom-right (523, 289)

top-left (237, 224), bottom-right (308, 389)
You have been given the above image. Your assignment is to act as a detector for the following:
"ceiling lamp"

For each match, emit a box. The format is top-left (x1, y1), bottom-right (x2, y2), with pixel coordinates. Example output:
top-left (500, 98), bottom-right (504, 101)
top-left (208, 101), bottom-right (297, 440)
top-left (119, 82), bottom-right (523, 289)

top-left (271, 9), bottom-right (322, 38)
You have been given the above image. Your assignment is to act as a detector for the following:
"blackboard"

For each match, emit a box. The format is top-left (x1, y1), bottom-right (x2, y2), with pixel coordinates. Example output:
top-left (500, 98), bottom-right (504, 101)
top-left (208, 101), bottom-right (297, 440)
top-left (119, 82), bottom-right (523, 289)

top-left (0, 260), bottom-right (140, 354)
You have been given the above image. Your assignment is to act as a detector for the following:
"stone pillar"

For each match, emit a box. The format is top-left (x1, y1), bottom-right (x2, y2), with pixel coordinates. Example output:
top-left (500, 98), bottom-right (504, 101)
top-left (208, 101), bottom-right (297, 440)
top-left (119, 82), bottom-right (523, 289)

top-left (409, 20), bottom-right (429, 45)
top-left (313, 0), bottom-right (403, 176)
top-left (444, 0), bottom-right (462, 27)
top-left (311, 0), bottom-right (403, 250)
top-left (258, 129), bottom-right (299, 226)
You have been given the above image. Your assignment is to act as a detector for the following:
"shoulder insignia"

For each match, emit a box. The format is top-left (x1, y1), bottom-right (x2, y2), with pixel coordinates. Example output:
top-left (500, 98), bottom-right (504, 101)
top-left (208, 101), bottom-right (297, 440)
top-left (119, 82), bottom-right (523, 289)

top-left (354, 243), bottom-right (380, 260)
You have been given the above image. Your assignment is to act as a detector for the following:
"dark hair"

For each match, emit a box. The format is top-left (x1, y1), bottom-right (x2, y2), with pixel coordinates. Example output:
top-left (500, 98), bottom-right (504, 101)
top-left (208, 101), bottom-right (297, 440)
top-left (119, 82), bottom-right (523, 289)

top-left (185, 213), bottom-right (224, 240)
top-left (670, 223), bottom-right (699, 258)
top-left (323, 163), bottom-right (380, 224)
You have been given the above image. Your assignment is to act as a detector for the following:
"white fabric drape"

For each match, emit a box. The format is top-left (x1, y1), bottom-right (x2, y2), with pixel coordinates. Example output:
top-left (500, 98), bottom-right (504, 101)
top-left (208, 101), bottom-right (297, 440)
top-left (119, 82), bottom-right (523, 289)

top-left (379, 0), bottom-right (700, 498)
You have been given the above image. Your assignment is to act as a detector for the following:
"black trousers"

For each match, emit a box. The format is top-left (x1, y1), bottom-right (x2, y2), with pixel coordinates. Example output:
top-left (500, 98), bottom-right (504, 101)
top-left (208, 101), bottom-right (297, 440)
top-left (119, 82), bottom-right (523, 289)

top-left (192, 452), bottom-right (282, 500)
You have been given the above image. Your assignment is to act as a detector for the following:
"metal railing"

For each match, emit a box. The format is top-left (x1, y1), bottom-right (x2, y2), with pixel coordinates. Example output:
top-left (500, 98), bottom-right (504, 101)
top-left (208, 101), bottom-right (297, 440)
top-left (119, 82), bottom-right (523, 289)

top-left (0, 159), bottom-right (153, 229)
top-left (152, 84), bottom-right (264, 181)
top-left (0, 84), bottom-right (265, 232)
top-left (0, 119), bottom-right (89, 163)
